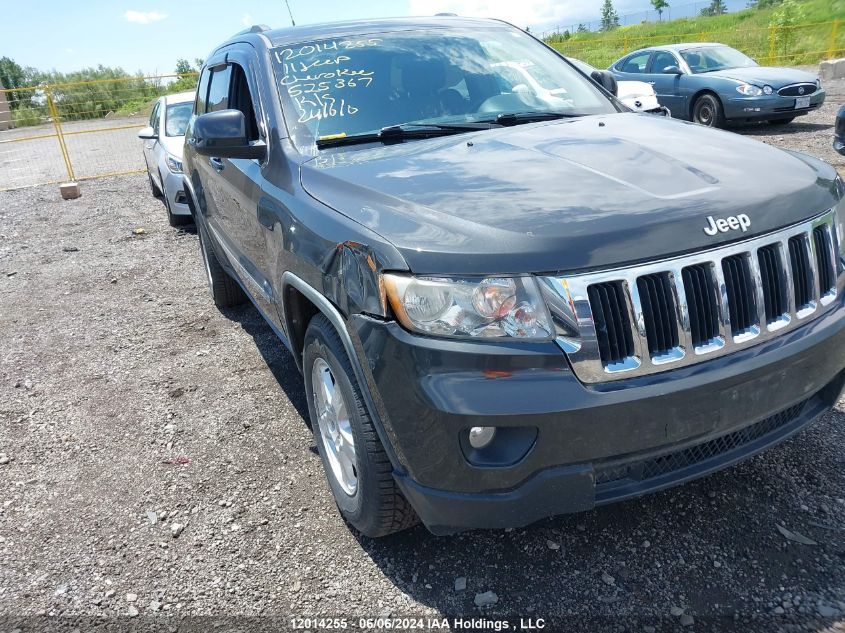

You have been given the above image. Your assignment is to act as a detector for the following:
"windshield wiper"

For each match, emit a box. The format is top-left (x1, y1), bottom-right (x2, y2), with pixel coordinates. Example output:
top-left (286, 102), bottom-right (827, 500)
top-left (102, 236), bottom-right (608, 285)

top-left (480, 111), bottom-right (587, 126)
top-left (316, 122), bottom-right (498, 149)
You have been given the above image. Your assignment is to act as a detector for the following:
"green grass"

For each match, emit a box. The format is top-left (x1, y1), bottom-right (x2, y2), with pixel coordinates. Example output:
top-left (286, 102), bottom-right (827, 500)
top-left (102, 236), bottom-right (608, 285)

top-left (549, 0), bottom-right (845, 68)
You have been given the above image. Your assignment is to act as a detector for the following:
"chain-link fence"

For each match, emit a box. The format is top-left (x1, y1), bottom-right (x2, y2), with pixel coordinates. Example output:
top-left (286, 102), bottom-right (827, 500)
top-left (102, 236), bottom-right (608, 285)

top-left (549, 19), bottom-right (843, 70)
top-left (0, 73), bottom-right (197, 192)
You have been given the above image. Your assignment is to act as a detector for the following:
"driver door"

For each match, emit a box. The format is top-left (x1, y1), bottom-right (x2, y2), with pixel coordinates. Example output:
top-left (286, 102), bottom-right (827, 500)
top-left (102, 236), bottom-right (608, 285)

top-left (645, 51), bottom-right (687, 116)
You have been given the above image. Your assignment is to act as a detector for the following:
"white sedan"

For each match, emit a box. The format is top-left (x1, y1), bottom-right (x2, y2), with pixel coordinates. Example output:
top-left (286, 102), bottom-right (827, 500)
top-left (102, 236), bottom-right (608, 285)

top-left (138, 91), bottom-right (195, 227)
top-left (567, 57), bottom-right (669, 115)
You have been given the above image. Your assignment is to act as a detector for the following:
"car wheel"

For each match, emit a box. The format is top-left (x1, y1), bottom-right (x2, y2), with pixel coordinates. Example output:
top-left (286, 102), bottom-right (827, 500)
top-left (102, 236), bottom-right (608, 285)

top-left (692, 93), bottom-right (725, 128)
top-left (148, 172), bottom-right (163, 199)
top-left (767, 117), bottom-right (795, 126)
top-left (160, 171), bottom-right (191, 228)
top-left (196, 218), bottom-right (247, 308)
top-left (303, 314), bottom-right (419, 538)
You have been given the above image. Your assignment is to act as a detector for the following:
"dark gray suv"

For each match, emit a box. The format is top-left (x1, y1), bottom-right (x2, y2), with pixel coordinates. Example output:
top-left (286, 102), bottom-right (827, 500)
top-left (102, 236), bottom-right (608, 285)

top-left (182, 17), bottom-right (845, 537)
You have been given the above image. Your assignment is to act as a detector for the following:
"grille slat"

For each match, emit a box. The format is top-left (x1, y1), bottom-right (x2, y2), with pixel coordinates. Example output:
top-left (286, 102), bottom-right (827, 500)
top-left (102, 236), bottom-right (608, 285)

top-left (813, 226), bottom-right (835, 296)
top-left (637, 273), bottom-right (678, 356)
top-left (788, 235), bottom-right (813, 309)
top-left (683, 264), bottom-right (719, 348)
top-left (588, 282), bottom-right (634, 366)
top-left (722, 255), bottom-right (756, 334)
top-left (757, 245), bottom-right (787, 323)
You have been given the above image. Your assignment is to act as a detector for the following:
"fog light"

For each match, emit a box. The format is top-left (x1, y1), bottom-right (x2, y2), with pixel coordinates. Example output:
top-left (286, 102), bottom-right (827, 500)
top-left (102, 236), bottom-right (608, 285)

top-left (468, 426), bottom-right (496, 449)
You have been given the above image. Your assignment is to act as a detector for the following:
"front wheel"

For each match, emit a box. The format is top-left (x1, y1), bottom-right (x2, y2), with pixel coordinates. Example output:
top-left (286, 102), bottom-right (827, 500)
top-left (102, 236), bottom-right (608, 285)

top-left (303, 314), bottom-right (418, 537)
top-left (692, 94), bottom-right (725, 128)
top-left (148, 172), bottom-right (163, 198)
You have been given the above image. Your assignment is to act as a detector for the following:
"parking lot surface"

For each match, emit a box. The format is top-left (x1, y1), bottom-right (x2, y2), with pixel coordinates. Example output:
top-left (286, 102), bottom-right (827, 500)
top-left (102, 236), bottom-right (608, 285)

top-left (1, 87), bottom-right (845, 632)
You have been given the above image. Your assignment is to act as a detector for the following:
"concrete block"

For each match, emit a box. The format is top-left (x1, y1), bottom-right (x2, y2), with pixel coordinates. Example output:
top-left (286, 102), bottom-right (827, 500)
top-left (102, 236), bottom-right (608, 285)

top-left (820, 58), bottom-right (845, 81)
top-left (60, 182), bottom-right (81, 200)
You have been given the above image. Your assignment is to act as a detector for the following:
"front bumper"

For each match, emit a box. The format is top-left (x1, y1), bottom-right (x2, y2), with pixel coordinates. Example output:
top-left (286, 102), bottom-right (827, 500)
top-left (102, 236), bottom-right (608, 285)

top-left (353, 295), bottom-right (845, 533)
top-left (724, 88), bottom-right (825, 121)
top-left (162, 168), bottom-right (190, 216)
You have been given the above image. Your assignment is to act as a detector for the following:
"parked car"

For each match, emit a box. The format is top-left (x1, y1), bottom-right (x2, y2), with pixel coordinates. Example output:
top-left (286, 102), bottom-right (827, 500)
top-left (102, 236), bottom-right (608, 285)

top-left (836, 104), bottom-right (845, 155)
top-left (610, 43), bottom-right (825, 127)
top-left (568, 56), bottom-right (669, 115)
top-left (182, 17), bottom-right (845, 537)
top-left (138, 91), bottom-right (195, 226)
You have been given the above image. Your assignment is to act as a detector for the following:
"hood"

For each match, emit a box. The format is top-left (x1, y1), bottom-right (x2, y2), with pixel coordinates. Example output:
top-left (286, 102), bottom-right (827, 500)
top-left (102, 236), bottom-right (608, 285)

top-left (300, 113), bottom-right (839, 275)
top-left (706, 65), bottom-right (818, 88)
top-left (160, 135), bottom-right (184, 159)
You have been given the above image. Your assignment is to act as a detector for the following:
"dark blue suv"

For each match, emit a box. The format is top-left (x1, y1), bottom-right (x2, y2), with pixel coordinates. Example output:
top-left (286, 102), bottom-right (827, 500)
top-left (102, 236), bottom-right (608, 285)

top-left (182, 17), bottom-right (845, 536)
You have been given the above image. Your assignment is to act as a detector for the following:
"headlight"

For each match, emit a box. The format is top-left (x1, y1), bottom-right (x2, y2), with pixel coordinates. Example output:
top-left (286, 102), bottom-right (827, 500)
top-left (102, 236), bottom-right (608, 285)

top-left (166, 155), bottom-right (183, 173)
top-left (382, 274), bottom-right (553, 340)
top-left (763, 85), bottom-right (774, 95)
top-left (817, 78), bottom-right (822, 90)
top-left (736, 83), bottom-right (763, 96)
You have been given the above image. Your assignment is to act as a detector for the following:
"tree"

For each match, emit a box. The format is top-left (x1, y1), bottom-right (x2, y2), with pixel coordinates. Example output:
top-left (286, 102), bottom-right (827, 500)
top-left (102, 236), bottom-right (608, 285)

top-left (577, 23), bottom-right (588, 33)
top-left (700, 0), bottom-right (727, 16)
top-left (174, 59), bottom-right (194, 75)
top-left (651, 0), bottom-right (669, 21)
top-left (600, 0), bottom-right (620, 31)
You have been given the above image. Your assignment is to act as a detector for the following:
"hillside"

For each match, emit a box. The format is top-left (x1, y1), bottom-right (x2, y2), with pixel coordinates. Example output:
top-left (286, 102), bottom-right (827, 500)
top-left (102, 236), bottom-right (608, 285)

top-left (549, 0), bottom-right (845, 67)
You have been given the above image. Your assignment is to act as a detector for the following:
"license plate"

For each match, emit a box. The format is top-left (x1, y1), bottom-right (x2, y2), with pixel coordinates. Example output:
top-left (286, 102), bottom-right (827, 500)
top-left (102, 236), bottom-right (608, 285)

top-left (795, 96), bottom-right (811, 109)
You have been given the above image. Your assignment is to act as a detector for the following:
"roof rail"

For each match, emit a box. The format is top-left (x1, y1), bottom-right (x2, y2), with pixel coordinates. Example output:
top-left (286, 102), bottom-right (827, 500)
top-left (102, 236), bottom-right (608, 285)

top-left (231, 24), bottom-right (271, 38)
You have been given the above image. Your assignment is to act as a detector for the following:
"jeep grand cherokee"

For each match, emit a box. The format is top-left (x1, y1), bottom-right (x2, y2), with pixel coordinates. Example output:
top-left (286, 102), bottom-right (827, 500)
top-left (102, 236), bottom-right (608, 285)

top-left (182, 17), bottom-right (845, 536)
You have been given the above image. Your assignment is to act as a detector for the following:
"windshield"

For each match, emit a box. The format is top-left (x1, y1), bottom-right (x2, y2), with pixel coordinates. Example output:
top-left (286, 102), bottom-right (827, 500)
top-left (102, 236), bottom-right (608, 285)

top-left (271, 27), bottom-right (617, 149)
top-left (165, 102), bottom-right (192, 137)
top-left (681, 46), bottom-right (757, 74)
top-left (567, 57), bottom-right (597, 76)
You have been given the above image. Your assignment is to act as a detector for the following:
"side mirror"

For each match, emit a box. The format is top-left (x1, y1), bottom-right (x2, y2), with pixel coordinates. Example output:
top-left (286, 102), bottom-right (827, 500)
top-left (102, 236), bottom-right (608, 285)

top-left (190, 109), bottom-right (266, 160)
top-left (835, 104), bottom-right (845, 156)
top-left (591, 70), bottom-right (618, 96)
top-left (662, 66), bottom-right (684, 75)
top-left (138, 126), bottom-right (157, 140)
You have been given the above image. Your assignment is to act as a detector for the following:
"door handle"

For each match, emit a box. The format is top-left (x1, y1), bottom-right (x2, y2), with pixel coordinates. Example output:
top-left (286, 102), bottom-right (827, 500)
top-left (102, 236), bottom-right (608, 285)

top-left (209, 157), bottom-right (224, 172)
top-left (648, 81), bottom-right (656, 85)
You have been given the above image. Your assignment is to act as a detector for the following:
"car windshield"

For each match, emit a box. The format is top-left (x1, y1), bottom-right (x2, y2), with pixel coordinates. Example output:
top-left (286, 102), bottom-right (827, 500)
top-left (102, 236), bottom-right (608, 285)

top-left (165, 102), bottom-right (192, 137)
top-left (270, 26), bottom-right (617, 149)
top-left (681, 46), bottom-right (758, 74)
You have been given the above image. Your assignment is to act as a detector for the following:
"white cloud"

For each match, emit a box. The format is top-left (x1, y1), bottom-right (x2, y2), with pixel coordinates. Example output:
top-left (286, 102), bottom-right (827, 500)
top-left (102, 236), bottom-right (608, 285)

top-left (408, 0), bottom-right (635, 31)
top-left (123, 10), bottom-right (168, 25)
top-left (242, 13), bottom-right (253, 26)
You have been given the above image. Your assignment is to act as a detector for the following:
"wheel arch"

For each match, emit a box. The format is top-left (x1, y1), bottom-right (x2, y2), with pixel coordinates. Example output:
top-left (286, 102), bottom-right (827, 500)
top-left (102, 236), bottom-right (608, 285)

top-left (281, 271), bottom-right (404, 471)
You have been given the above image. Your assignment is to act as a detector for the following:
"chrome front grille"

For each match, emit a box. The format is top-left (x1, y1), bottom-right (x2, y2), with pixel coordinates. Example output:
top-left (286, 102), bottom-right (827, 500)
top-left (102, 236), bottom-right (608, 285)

top-left (541, 209), bottom-right (841, 384)
top-left (777, 83), bottom-right (817, 97)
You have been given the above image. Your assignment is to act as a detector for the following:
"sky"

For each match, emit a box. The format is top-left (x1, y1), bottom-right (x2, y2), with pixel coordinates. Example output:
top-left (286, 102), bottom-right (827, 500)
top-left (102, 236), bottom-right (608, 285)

top-left (2, 0), bottom-right (743, 77)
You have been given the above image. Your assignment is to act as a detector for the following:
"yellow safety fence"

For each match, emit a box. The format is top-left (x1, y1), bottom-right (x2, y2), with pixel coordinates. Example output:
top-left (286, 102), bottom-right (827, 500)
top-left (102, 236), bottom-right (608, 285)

top-left (550, 19), bottom-right (844, 71)
top-left (0, 73), bottom-right (197, 192)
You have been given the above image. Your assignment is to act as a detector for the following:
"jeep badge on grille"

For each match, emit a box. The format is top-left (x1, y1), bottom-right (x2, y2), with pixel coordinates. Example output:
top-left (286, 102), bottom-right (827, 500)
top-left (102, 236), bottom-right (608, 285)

top-left (704, 214), bottom-right (751, 236)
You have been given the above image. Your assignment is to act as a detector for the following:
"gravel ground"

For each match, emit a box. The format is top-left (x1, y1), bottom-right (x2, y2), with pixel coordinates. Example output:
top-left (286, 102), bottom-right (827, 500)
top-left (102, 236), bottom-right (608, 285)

top-left (1, 83), bottom-right (845, 633)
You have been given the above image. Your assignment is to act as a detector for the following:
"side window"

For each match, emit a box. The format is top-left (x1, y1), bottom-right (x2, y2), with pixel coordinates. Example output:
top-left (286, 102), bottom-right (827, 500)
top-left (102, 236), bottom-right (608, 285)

top-left (651, 51), bottom-right (680, 73)
top-left (207, 65), bottom-right (232, 112)
top-left (148, 101), bottom-right (160, 128)
top-left (619, 52), bottom-right (651, 74)
top-left (195, 68), bottom-right (211, 114)
top-left (228, 63), bottom-right (260, 141)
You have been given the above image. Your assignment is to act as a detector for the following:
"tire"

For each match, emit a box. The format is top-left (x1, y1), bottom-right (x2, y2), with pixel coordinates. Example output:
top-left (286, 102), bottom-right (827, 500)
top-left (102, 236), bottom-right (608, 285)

top-left (160, 171), bottom-right (191, 228)
top-left (148, 171), bottom-right (163, 198)
top-left (303, 314), bottom-right (419, 537)
top-left (196, 218), bottom-right (247, 308)
top-left (768, 117), bottom-right (795, 126)
top-left (692, 93), bottom-right (725, 128)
